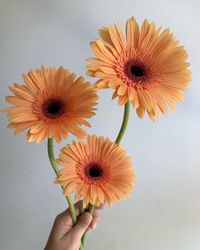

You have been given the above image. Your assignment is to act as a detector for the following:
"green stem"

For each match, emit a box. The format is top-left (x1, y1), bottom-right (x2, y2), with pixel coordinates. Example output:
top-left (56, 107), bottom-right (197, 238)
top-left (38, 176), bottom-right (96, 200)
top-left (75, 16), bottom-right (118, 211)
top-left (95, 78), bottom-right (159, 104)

top-left (88, 204), bottom-right (95, 214)
top-left (82, 204), bottom-right (96, 246)
top-left (47, 138), bottom-right (77, 224)
top-left (80, 200), bottom-right (85, 215)
top-left (47, 138), bottom-right (59, 174)
top-left (115, 101), bottom-right (130, 145)
top-left (66, 196), bottom-right (77, 224)
top-left (48, 138), bottom-right (84, 249)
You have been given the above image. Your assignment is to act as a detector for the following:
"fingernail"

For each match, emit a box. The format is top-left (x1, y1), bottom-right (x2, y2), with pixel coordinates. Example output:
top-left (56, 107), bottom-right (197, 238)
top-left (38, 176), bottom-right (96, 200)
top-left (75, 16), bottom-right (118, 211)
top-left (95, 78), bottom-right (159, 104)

top-left (91, 223), bottom-right (97, 230)
top-left (87, 228), bottom-right (92, 234)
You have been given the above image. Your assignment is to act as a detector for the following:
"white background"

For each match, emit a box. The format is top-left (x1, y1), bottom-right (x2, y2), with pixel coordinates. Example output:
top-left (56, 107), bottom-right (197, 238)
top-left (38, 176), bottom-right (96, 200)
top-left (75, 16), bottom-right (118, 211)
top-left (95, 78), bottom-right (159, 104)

top-left (0, 0), bottom-right (200, 249)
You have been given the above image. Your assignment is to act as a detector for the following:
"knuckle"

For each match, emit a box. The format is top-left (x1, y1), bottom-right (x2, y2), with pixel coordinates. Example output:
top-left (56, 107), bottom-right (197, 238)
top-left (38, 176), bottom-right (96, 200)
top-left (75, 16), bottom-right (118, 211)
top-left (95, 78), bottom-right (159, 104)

top-left (78, 220), bottom-right (88, 230)
top-left (54, 214), bottom-right (62, 225)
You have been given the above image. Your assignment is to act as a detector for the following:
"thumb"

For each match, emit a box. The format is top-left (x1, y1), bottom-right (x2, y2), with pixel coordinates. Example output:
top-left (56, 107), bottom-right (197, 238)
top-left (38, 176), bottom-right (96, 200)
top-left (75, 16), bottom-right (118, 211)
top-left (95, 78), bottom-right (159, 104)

top-left (69, 212), bottom-right (92, 241)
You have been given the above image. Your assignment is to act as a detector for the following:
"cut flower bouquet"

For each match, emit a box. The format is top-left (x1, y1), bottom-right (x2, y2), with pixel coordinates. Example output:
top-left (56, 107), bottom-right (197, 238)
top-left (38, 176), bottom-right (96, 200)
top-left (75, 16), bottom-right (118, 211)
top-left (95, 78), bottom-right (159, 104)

top-left (3, 17), bottom-right (191, 249)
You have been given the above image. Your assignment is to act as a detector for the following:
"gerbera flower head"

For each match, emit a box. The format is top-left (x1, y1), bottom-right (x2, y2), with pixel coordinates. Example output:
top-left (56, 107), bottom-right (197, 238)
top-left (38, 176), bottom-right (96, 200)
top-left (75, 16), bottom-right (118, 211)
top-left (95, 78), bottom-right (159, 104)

top-left (3, 66), bottom-right (98, 143)
top-left (56, 135), bottom-right (135, 207)
top-left (86, 17), bottom-right (191, 121)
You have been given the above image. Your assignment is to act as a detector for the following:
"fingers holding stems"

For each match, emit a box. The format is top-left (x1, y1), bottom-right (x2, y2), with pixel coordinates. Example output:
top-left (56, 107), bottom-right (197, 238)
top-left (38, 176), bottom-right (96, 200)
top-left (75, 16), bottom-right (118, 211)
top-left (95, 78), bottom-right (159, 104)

top-left (45, 201), bottom-right (105, 250)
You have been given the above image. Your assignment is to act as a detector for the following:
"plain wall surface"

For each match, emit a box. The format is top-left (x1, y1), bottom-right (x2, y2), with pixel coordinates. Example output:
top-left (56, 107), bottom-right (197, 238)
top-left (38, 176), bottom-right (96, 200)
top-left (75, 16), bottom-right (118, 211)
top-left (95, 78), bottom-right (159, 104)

top-left (0, 0), bottom-right (200, 249)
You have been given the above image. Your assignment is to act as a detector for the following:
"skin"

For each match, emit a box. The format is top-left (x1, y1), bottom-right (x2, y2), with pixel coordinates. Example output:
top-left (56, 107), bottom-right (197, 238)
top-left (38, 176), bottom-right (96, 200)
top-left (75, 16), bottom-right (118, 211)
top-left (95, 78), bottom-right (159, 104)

top-left (44, 201), bottom-right (104, 250)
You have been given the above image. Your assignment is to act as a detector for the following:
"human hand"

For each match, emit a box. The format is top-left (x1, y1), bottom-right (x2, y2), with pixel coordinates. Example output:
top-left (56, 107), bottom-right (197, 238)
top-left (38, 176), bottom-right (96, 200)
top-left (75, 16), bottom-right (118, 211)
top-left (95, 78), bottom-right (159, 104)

top-left (44, 201), bottom-right (104, 250)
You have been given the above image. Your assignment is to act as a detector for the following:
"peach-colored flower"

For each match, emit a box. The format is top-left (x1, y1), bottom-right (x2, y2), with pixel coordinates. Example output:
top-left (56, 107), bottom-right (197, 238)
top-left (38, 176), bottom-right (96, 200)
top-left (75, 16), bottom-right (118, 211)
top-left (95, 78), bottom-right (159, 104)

top-left (3, 66), bottom-right (98, 143)
top-left (56, 135), bottom-right (135, 207)
top-left (87, 17), bottom-right (191, 121)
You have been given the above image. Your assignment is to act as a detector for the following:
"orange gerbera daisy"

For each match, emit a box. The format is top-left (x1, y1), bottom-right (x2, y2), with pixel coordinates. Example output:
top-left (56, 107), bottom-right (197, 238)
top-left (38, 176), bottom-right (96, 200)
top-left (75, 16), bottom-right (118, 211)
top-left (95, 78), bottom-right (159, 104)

top-left (3, 66), bottom-right (98, 143)
top-left (56, 135), bottom-right (135, 207)
top-left (87, 17), bottom-right (191, 121)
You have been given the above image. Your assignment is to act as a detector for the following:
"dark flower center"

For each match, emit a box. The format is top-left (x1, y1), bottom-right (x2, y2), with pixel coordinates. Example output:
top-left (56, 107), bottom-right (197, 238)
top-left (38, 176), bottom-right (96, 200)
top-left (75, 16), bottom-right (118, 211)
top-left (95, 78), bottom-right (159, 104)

top-left (124, 60), bottom-right (149, 83)
top-left (48, 101), bottom-right (62, 115)
top-left (85, 163), bottom-right (103, 179)
top-left (130, 65), bottom-right (145, 77)
top-left (42, 98), bottom-right (65, 119)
